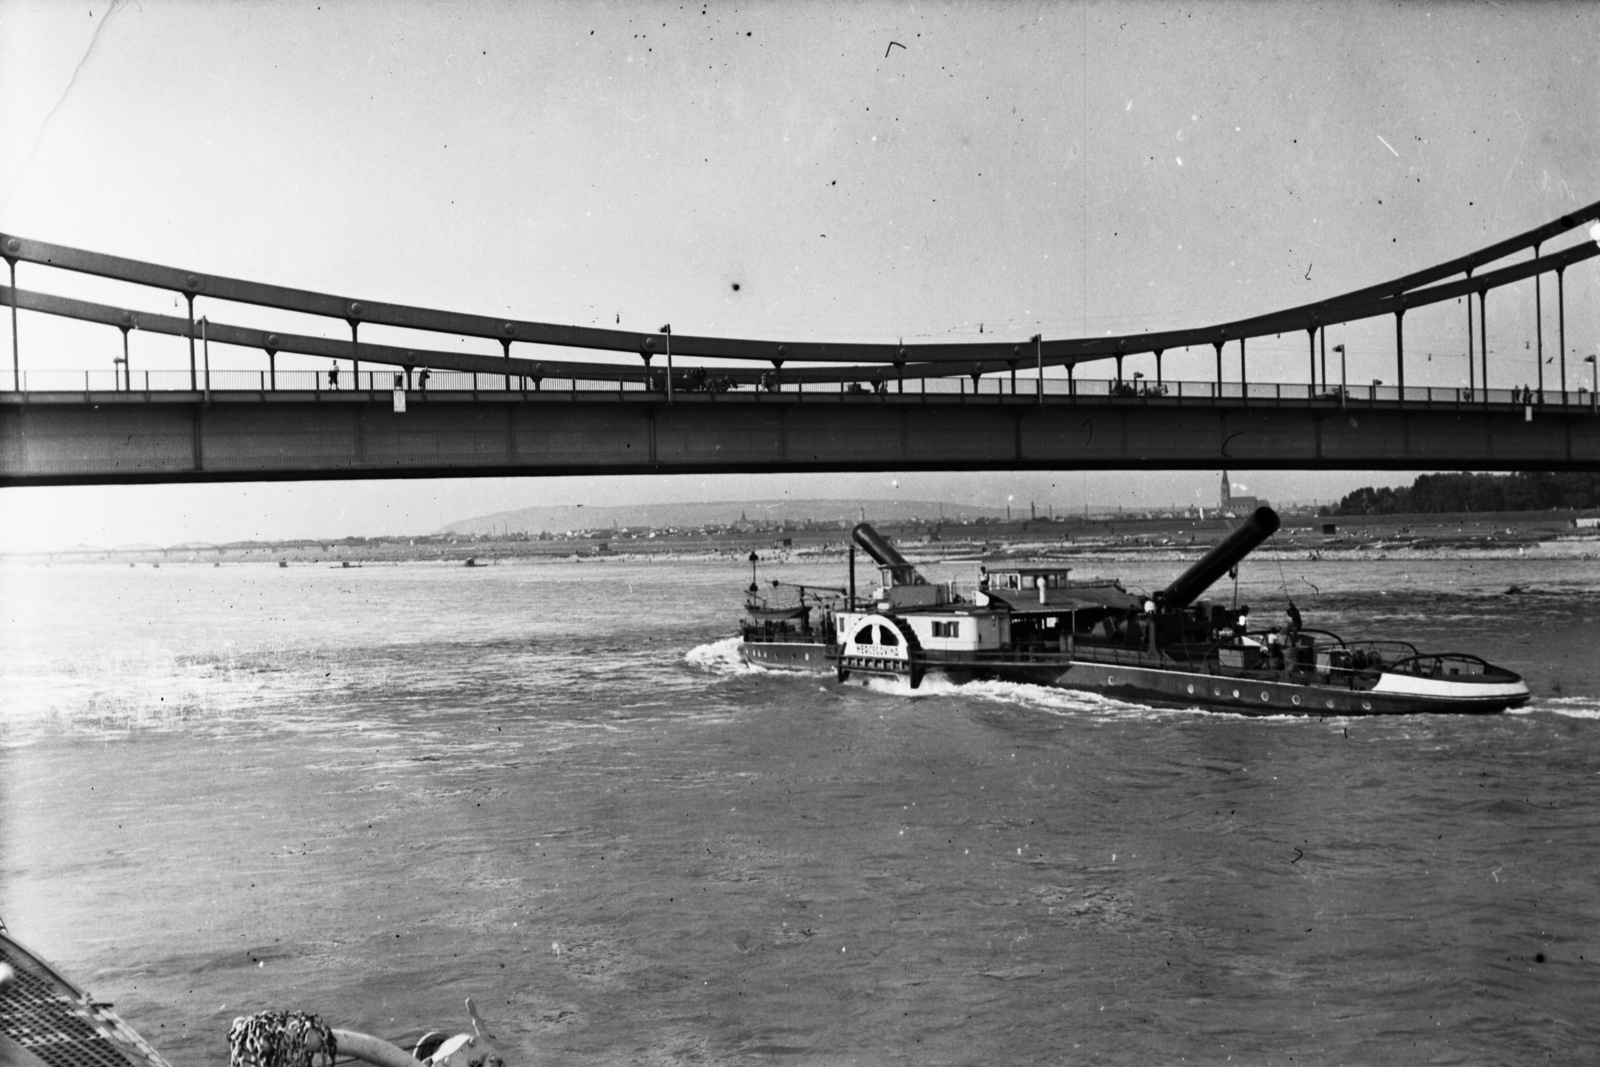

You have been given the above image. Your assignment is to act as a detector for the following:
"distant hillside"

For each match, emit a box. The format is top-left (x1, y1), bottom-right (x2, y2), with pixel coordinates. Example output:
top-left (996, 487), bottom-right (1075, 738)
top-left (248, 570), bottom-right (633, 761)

top-left (437, 498), bottom-right (1006, 535)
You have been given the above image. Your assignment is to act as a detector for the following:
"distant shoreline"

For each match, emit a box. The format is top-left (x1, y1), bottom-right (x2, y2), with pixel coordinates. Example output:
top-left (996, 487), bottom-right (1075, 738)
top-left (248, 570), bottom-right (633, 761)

top-left (6, 510), bottom-right (1596, 565)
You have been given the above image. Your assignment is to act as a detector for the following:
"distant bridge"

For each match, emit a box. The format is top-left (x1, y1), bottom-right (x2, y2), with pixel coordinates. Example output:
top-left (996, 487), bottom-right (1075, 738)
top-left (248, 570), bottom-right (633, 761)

top-left (3, 202), bottom-right (1598, 485)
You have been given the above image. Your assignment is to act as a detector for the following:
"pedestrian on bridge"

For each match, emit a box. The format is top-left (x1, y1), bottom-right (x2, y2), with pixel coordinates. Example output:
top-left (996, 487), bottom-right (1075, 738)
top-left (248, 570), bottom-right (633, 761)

top-left (419, 368), bottom-right (430, 393)
top-left (328, 361), bottom-right (340, 390)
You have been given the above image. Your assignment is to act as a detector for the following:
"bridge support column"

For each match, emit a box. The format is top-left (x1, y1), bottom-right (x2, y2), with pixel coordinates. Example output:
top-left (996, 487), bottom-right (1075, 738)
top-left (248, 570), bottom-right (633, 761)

top-left (5, 253), bottom-right (16, 391)
top-left (1320, 326), bottom-right (1327, 393)
top-left (1478, 288), bottom-right (1489, 402)
top-left (1466, 270), bottom-right (1475, 398)
top-left (1395, 308), bottom-right (1405, 403)
top-left (119, 325), bottom-right (131, 391)
top-left (1307, 327), bottom-right (1317, 394)
top-left (1535, 243), bottom-right (1544, 397)
top-left (1034, 334), bottom-right (1043, 403)
top-left (1555, 267), bottom-right (1568, 396)
top-left (349, 319), bottom-right (361, 392)
top-left (664, 325), bottom-right (673, 404)
top-left (185, 291), bottom-right (197, 390)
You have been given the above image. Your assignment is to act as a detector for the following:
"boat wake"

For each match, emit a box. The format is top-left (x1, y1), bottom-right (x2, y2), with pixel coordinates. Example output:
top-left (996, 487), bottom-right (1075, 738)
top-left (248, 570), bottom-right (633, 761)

top-left (1534, 696), bottom-right (1600, 720)
top-left (859, 672), bottom-right (1202, 720)
top-left (686, 636), bottom-right (765, 676)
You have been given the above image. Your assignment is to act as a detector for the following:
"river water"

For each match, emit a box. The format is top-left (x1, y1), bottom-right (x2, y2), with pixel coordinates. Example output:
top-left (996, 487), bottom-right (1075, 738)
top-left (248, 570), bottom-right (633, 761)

top-left (2, 553), bottom-right (1598, 1065)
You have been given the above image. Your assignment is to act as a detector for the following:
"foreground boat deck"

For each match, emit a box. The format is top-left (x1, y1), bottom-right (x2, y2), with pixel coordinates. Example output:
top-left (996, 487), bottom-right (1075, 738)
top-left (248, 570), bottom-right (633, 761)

top-left (0, 926), bottom-right (172, 1067)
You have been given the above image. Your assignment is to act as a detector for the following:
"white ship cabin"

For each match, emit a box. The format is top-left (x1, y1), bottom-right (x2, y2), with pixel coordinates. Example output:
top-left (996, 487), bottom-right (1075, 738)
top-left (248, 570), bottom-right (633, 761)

top-left (977, 563), bottom-right (1137, 609)
top-left (976, 564), bottom-right (1085, 607)
top-left (836, 609), bottom-right (1008, 655)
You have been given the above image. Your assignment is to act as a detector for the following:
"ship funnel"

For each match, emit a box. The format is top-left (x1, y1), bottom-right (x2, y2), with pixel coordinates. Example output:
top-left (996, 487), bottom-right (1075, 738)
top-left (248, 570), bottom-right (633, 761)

top-left (1158, 506), bottom-right (1281, 610)
top-left (852, 522), bottom-right (924, 586)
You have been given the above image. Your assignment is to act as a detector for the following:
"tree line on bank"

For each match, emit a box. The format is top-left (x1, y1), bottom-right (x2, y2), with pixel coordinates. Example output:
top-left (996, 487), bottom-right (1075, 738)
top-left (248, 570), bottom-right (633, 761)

top-left (1325, 472), bottom-right (1600, 516)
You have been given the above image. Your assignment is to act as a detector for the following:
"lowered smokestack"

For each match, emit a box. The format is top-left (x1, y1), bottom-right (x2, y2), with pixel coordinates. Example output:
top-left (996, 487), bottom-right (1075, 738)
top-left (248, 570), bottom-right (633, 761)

top-left (852, 522), bottom-right (924, 586)
top-left (1158, 506), bottom-right (1280, 610)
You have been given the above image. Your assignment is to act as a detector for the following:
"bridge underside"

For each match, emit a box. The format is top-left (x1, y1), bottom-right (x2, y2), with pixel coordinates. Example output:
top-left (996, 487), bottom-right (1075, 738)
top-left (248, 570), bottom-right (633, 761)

top-left (3, 392), bottom-right (1597, 485)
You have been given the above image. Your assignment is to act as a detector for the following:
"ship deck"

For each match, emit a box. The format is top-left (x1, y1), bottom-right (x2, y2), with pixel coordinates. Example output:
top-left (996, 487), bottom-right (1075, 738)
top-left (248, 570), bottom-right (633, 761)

top-left (0, 925), bottom-right (173, 1067)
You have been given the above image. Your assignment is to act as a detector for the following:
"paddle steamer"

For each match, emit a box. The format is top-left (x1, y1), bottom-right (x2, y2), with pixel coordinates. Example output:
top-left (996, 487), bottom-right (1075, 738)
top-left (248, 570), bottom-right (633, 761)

top-left (739, 508), bottom-right (1530, 715)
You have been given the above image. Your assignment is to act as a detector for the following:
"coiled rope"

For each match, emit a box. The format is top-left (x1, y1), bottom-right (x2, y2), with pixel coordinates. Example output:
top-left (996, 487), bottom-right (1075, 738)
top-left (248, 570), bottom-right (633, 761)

top-left (228, 1010), bottom-right (338, 1067)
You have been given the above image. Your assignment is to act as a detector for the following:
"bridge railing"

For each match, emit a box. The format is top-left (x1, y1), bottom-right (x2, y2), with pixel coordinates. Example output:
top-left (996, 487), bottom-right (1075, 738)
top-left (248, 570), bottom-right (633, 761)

top-left (8, 367), bottom-right (1597, 410)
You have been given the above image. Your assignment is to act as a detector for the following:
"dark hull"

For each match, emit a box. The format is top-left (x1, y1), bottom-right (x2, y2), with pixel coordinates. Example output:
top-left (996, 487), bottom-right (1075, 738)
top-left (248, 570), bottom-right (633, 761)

top-left (741, 640), bottom-right (831, 671)
top-left (934, 658), bottom-right (1518, 716)
top-left (742, 640), bottom-right (1523, 716)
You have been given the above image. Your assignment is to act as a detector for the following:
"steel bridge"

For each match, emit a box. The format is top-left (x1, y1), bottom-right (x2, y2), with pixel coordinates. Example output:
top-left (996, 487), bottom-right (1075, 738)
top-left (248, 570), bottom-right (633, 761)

top-left (3, 202), bottom-right (1599, 486)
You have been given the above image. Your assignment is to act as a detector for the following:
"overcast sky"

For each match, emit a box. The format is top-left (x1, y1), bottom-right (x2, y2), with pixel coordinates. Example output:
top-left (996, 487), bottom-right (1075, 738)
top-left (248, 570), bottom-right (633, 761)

top-left (2, 1), bottom-right (1597, 549)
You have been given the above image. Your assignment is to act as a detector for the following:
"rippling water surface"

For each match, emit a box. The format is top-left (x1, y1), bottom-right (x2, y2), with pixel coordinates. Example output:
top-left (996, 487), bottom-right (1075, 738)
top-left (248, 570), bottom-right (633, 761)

top-left (2, 555), bottom-right (1598, 1065)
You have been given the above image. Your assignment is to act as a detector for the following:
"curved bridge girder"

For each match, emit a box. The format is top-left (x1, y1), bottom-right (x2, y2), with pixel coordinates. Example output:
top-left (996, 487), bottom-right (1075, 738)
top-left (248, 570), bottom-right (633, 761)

top-left (3, 198), bottom-right (1599, 380)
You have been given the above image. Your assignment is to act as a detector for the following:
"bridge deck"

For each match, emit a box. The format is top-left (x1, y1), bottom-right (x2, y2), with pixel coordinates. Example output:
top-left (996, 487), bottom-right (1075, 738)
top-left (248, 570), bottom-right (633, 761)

top-left (5, 387), bottom-right (1596, 485)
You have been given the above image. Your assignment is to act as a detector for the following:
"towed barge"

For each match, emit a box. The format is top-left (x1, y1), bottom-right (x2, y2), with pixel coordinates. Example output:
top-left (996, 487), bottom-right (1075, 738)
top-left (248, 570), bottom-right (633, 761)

top-left (739, 508), bottom-right (1529, 716)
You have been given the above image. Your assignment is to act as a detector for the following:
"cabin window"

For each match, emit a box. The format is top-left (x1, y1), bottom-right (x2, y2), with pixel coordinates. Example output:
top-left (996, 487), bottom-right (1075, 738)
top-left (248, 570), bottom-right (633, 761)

top-left (932, 620), bottom-right (959, 638)
top-left (1046, 616), bottom-right (1058, 628)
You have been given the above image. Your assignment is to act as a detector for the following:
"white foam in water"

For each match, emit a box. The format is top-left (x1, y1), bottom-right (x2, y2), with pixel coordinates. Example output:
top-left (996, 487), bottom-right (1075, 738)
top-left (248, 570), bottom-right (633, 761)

top-left (1539, 696), bottom-right (1600, 720)
top-left (0, 646), bottom-right (265, 744)
top-left (685, 636), bottom-right (762, 676)
top-left (864, 671), bottom-right (1193, 721)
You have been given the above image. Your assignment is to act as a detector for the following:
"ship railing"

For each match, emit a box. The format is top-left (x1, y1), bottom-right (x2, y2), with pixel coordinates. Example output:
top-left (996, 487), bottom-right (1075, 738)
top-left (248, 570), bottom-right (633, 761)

top-left (1304, 638), bottom-right (1420, 688)
top-left (1385, 652), bottom-right (1512, 681)
top-left (1160, 631), bottom-right (1454, 690)
top-left (1325, 640), bottom-right (1420, 670)
top-left (740, 621), bottom-right (814, 641)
